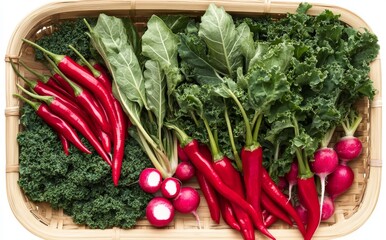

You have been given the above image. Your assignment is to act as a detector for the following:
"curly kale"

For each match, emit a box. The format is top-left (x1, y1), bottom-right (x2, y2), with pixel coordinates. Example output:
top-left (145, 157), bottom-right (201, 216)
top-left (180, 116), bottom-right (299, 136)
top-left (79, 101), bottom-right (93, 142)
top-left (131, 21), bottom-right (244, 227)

top-left (17, 104), bottom-right (152, 229)
top-left (35, 18), bottom-right (97, 61)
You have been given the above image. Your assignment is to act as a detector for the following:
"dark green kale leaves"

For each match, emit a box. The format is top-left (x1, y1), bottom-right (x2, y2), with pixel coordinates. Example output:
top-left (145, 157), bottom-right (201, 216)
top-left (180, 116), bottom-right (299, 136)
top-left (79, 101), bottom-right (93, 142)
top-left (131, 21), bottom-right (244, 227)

top-left (34, 18), bottom-right (96, 61)
top-left (17, 104), bottom-right (152, 229)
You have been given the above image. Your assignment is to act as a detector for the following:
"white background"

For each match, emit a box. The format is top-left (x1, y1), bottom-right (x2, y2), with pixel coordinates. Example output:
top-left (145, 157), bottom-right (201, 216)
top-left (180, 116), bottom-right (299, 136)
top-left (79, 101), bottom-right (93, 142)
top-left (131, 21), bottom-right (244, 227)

top-left (0, 0), bottom-right (384, 239)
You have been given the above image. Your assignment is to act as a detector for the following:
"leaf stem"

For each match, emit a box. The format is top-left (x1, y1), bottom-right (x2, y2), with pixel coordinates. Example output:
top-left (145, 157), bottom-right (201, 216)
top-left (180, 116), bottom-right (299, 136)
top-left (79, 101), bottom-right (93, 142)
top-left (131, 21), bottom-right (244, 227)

top-left (224, 105), bottom-right (242, 171)
top-left (227, 88), bottom-right (253, 147)
top-left (202, 117), bottom-right (222, 161)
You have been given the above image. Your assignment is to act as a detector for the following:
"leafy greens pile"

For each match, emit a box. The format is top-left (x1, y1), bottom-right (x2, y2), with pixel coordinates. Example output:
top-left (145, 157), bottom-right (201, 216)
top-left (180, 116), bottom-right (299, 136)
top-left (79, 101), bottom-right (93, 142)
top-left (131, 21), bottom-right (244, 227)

top-left (18, 105), bottom-right (153, 229)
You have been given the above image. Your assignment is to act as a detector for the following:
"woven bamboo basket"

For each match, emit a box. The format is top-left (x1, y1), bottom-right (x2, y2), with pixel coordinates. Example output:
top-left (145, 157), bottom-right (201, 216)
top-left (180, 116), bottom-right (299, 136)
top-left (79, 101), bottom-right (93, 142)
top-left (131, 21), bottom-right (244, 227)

top-left (5, 0), bottom-right (382, 239)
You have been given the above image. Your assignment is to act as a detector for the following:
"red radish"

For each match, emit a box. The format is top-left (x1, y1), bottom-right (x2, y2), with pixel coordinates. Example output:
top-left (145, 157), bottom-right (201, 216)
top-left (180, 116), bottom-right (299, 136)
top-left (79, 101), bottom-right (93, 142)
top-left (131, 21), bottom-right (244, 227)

top-left (139, 168), bottom-right (163, 194)
top-left (277, 176), bottom-right (288, 191)
top-left (146, 197), bottom-right (175, 227)
top-left (335, 112), bottom-right (363, 162)
top-left (335, 137), bottom-right (362, 162)
top-left (285, 162), bottom-right (298, 201)
top-left (174, 161), bottom-right (196, 182)
top-left (325, 163), bottom-right (354, 200)
top-left (320, 196), bottom-right (334, 221)
top-left (161, 177), bottom-right (181, 199)
top-left (295, 204), bottom-right (308, 226)
top-left (172, 186), bottom-right (201, 228)
top-left (310, 128), bottom-right (339, 218)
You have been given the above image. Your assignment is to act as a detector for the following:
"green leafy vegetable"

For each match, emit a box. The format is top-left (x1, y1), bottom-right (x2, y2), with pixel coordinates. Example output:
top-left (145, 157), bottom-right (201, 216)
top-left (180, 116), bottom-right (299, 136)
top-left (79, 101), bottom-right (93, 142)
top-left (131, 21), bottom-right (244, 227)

top-left (18, 105), bottom-right (152, 229)
top-left (198, 3), bottom-right (243, 77)
top-left (142, 15), bottom-right (182, 97)
top-left (87, 13), bottom-right (178, 178)
top-left (34, 18), bottom-right (96, 61)
top-left (144, 60), bottom-right (167, 143)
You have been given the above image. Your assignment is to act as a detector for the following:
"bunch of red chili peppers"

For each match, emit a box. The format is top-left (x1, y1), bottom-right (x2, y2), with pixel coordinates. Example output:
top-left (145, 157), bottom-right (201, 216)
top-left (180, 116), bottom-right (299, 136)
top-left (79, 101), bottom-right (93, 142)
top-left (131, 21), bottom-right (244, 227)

top-left (170, 126), bottom-right (307, 240)
top-left (12, 39), bottom-right (127, 186)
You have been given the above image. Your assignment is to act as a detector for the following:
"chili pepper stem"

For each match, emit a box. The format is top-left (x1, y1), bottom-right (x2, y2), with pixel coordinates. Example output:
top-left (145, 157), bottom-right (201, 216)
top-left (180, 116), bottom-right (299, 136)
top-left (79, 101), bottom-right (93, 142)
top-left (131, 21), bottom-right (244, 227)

top-left (68, 44), bottom-right (101, 78)
top-left (17, 84), bottom-right (54, 104)
top-left (224, 105), bottom-right (242, 171)
top-left (10, 61), bottom-right (37, 88)
top-left (19, 61), bottom-right (50, 83)
top-left (22, 39), bottom-right (65, 65)
top-left (13, 94), bottom-right (39, 110)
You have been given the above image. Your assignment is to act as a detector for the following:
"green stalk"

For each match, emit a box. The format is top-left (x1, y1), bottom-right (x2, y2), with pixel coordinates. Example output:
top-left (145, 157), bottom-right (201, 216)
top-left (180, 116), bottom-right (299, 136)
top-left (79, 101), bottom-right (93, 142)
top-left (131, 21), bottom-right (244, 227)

top-left (224, 105), bottom-right (242, 171)
top-left (202, 118), bottom-right (222, 161)
top-left (13, 94), bottom-right (40, 111)
top-left (10, 61), bottom-right (38, 89)
top-left (19, 61), bottom-right (50, 83)
top-left (292, 115), bottom-right (312, 178)
top-left (68, 44), bottom-right (101, 78)
top-left (252, 114), bottom-right (263, 143)
top-left (227, 89), bottom-right (253, 147)
top-left (22, 39), bottom-right (64, 65)
top-left (320, 127), bottom-right (336, 148)
top-left (16, 84), bottom-right (53, 104)
top-left (44, 55), bottom-right (82, 96)
top-left (341, 112), bottom-right (363, 136)
top-left (137, 128), bottom-right (169, 178)
top-left (164, 123), bottom-right (192, 147)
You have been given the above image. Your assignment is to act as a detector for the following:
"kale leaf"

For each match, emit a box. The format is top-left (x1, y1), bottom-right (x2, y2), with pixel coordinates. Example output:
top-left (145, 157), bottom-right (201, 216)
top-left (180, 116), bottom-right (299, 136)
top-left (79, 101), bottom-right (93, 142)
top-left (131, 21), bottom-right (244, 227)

top-left (18, 104), bottom-right (152, 229)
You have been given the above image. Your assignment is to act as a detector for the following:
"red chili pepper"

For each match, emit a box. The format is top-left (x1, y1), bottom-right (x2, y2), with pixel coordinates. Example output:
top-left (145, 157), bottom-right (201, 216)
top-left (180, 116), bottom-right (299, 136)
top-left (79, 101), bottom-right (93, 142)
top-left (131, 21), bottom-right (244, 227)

top-left (177, 142), bottom-right (190, 162)
top-left (212, 156), bottom-right (255, 240)
top-left (219, 196), bottom-right (241, 231)
top-left (46, 57), bottom-right (111, 135)
top-left (91, 62), bottom-right (112, 92)
top-left (261, 168), bottom-right (306, 237)
top-left (261, 191), bottom-right (293, 226)
top-left (95, 125), bottom-right (111, 154)
top-left (182, 139), bottom-right (275, 240)
top-left (111, 99), bottom-right (127, 185)
top-left (59, 134), bottom-right (70, 156)
top-left (68, 45), bottom-right (128, 185)
top-left (14, 94), bottom-right (91, 154)
top-left (196, 144), bottom-right (221, 224)
top-left (297, 176), bottom-right (320, 240)
top-left (240, 145), bottom-right (265, 231)
top-left (18, 85), bottom-right (112, 167)
top-left (262, 209), bottom-right (278, 228)
top-left (23, 39), bottom-right (121, 172)
top-left (91, 64), bottom-right (127, 185)
top-left (52, 73), bottom-right (77, 97)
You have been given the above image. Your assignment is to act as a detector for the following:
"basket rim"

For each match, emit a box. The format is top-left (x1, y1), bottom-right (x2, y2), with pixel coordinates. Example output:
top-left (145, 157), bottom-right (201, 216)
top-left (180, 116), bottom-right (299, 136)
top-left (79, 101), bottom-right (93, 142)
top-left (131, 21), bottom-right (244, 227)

top-left (4, 1), bottom-right (382, 239)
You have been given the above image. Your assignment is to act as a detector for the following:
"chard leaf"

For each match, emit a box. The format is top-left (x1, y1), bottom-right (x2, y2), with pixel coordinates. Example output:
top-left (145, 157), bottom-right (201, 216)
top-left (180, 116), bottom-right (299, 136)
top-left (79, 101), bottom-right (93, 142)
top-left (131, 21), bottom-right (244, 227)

top-left (178, 34), bottom-right (223, 85)
top-left (237, 22), bottom-right (255, 69)
top-left (107, 46), bottom-right (147, 109)
top-left (123, 18), bottom-right (142, 62)
top-left (88, 14), bottom-right (146, 123)
top-left (142, 15), bottom-right (182, 96)
top-left (198, 3), bottom-right (243, 76)
top-left (144, 60), bottom-right (166, 128)
top-left (93, 14), bottom-right (128, 52)
top-left (160, 15), bottom-right (192, 33)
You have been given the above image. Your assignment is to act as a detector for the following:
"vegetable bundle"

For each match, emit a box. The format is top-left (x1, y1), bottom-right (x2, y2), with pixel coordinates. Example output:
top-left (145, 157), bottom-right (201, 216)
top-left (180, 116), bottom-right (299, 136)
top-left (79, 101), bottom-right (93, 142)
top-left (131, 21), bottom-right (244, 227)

top-left (14, 38), bottom-right (128, 186)
top-left (15, 1), bottom-right (378, 239)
